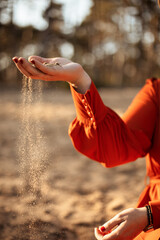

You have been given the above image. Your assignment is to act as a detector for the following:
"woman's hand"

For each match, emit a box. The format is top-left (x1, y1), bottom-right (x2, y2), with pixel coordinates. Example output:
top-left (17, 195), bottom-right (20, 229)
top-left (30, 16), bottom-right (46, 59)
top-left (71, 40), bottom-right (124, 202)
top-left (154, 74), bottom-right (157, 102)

top-left (12, 56), bottom-right (91, 94)
top-left (95, 207), bottom-right (148, 240)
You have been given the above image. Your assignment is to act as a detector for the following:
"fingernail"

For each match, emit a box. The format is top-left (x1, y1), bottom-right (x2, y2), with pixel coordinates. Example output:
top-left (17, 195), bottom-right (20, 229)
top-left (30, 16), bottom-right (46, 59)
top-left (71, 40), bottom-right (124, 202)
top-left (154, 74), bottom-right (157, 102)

top-left (31, 60), bottom-right (35, 64)
top-left (19, 59), bottom-right (23, 64)
top-left (12, 57), bottom-right (18, 63)
top-left (100, 226), bottom-right (106, 232)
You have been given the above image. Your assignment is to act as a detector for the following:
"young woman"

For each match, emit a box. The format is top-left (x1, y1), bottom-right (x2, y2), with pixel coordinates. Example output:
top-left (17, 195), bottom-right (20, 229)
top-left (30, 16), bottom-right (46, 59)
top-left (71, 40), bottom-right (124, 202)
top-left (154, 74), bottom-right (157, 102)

top-left (12, 40), bottom-right (160, 240)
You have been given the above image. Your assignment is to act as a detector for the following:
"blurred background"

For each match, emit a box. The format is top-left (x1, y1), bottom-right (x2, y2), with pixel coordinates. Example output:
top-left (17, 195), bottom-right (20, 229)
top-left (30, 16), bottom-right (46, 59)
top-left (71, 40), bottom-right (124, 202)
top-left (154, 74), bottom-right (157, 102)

top-left (0, 1), bottom-right (159, 239)
top-left (1, 0), bottom-right (160, 89)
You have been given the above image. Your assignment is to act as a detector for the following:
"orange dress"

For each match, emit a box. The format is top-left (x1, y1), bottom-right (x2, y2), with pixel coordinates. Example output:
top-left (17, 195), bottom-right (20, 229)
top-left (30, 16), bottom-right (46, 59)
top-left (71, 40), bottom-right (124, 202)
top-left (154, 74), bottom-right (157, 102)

top-left (68, 78), bottom-right (160, 239)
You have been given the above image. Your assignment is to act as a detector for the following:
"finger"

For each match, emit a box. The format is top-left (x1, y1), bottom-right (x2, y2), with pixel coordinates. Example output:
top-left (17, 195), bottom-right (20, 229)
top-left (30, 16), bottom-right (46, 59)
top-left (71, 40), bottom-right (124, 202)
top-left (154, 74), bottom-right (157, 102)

top-left (12, 57), bottom-right (31, 77)
top-left (102, 214), bottom-right (124, 232)
top-left (99, 226), bottom-right (112, 235)
top-left (13, 56), bottom-right (56, 81)
top-left (29, 56), bottom-right (72, 65)
top-left (102, 230), bottom-right (117, 240)
top-left (28, 55), bottom-right (51, 64)
top-left (94, 228), bottom-right (104, 240)
top-left (29, 59), bottom-right (60, 75)
top-left (102, 222), bottom-right (125, 240)
top-left (18, 57), bottom-right (43, 76)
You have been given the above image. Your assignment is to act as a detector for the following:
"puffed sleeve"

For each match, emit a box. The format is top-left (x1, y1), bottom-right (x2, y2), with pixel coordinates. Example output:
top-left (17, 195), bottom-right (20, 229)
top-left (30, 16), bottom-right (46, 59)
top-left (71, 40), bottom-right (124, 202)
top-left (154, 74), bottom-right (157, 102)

top-left (68, 79), bottom-right (157, 167)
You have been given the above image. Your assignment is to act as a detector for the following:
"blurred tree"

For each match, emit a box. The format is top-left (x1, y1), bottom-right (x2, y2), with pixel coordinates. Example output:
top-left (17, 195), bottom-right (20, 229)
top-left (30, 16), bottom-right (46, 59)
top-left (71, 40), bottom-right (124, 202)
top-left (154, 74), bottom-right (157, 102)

top-left (0, 0), bottom-right (18, 87)
top-left (71, 0), bottom-right (160, 87)
top-left (0, 0), bottom-right (160, 88)
top-left (0, 0), bottom-right (65, 88)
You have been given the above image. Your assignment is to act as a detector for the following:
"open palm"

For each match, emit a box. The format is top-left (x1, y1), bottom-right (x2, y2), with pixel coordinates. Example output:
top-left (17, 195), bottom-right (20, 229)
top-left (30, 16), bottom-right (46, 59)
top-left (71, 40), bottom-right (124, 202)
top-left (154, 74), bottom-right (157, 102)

top-left (13, 56), bottom-right (84, 84)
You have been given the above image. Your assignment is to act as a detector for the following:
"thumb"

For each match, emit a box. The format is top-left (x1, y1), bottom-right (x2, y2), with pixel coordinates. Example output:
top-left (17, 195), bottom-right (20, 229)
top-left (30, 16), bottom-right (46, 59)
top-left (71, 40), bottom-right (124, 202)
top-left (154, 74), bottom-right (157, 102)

top-left (94, 227), bottom-right (104, 240)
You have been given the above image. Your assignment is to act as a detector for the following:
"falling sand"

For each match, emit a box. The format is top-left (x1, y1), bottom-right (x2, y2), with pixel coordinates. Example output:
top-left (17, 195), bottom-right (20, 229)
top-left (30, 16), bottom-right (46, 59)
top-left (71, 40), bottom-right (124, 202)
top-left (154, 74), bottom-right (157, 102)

top-left (18, 76), bottom-right (48, 239)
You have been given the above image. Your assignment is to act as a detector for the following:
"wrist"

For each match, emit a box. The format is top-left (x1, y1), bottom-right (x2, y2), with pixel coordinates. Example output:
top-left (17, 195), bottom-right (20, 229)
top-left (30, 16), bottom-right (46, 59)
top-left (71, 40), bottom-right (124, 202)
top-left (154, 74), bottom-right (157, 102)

top-left (71, 67), bottom-right (91, 94)
top-left (138, 207), bottom-right (148, 229)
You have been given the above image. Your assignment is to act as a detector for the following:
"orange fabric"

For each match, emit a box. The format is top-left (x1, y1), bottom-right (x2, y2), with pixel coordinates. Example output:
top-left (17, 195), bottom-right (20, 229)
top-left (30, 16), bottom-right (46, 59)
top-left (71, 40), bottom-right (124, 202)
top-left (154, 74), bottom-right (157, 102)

top-left (68, 78), bottom-right (160, 239)
top-left (134, 228), bottom-right (160, 239)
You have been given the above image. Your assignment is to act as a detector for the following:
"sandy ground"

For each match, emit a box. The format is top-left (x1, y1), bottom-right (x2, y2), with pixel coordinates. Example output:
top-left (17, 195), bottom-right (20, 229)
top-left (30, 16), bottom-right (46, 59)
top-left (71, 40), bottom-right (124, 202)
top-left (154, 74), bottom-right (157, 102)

top-left (0, 85), bottom-right (147, 240)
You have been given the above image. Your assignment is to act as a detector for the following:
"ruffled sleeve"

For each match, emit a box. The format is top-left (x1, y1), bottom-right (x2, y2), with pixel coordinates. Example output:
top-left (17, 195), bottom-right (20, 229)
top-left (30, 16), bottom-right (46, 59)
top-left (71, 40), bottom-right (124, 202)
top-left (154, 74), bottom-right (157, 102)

top-left (68, 80), bottom-right (157, 167)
